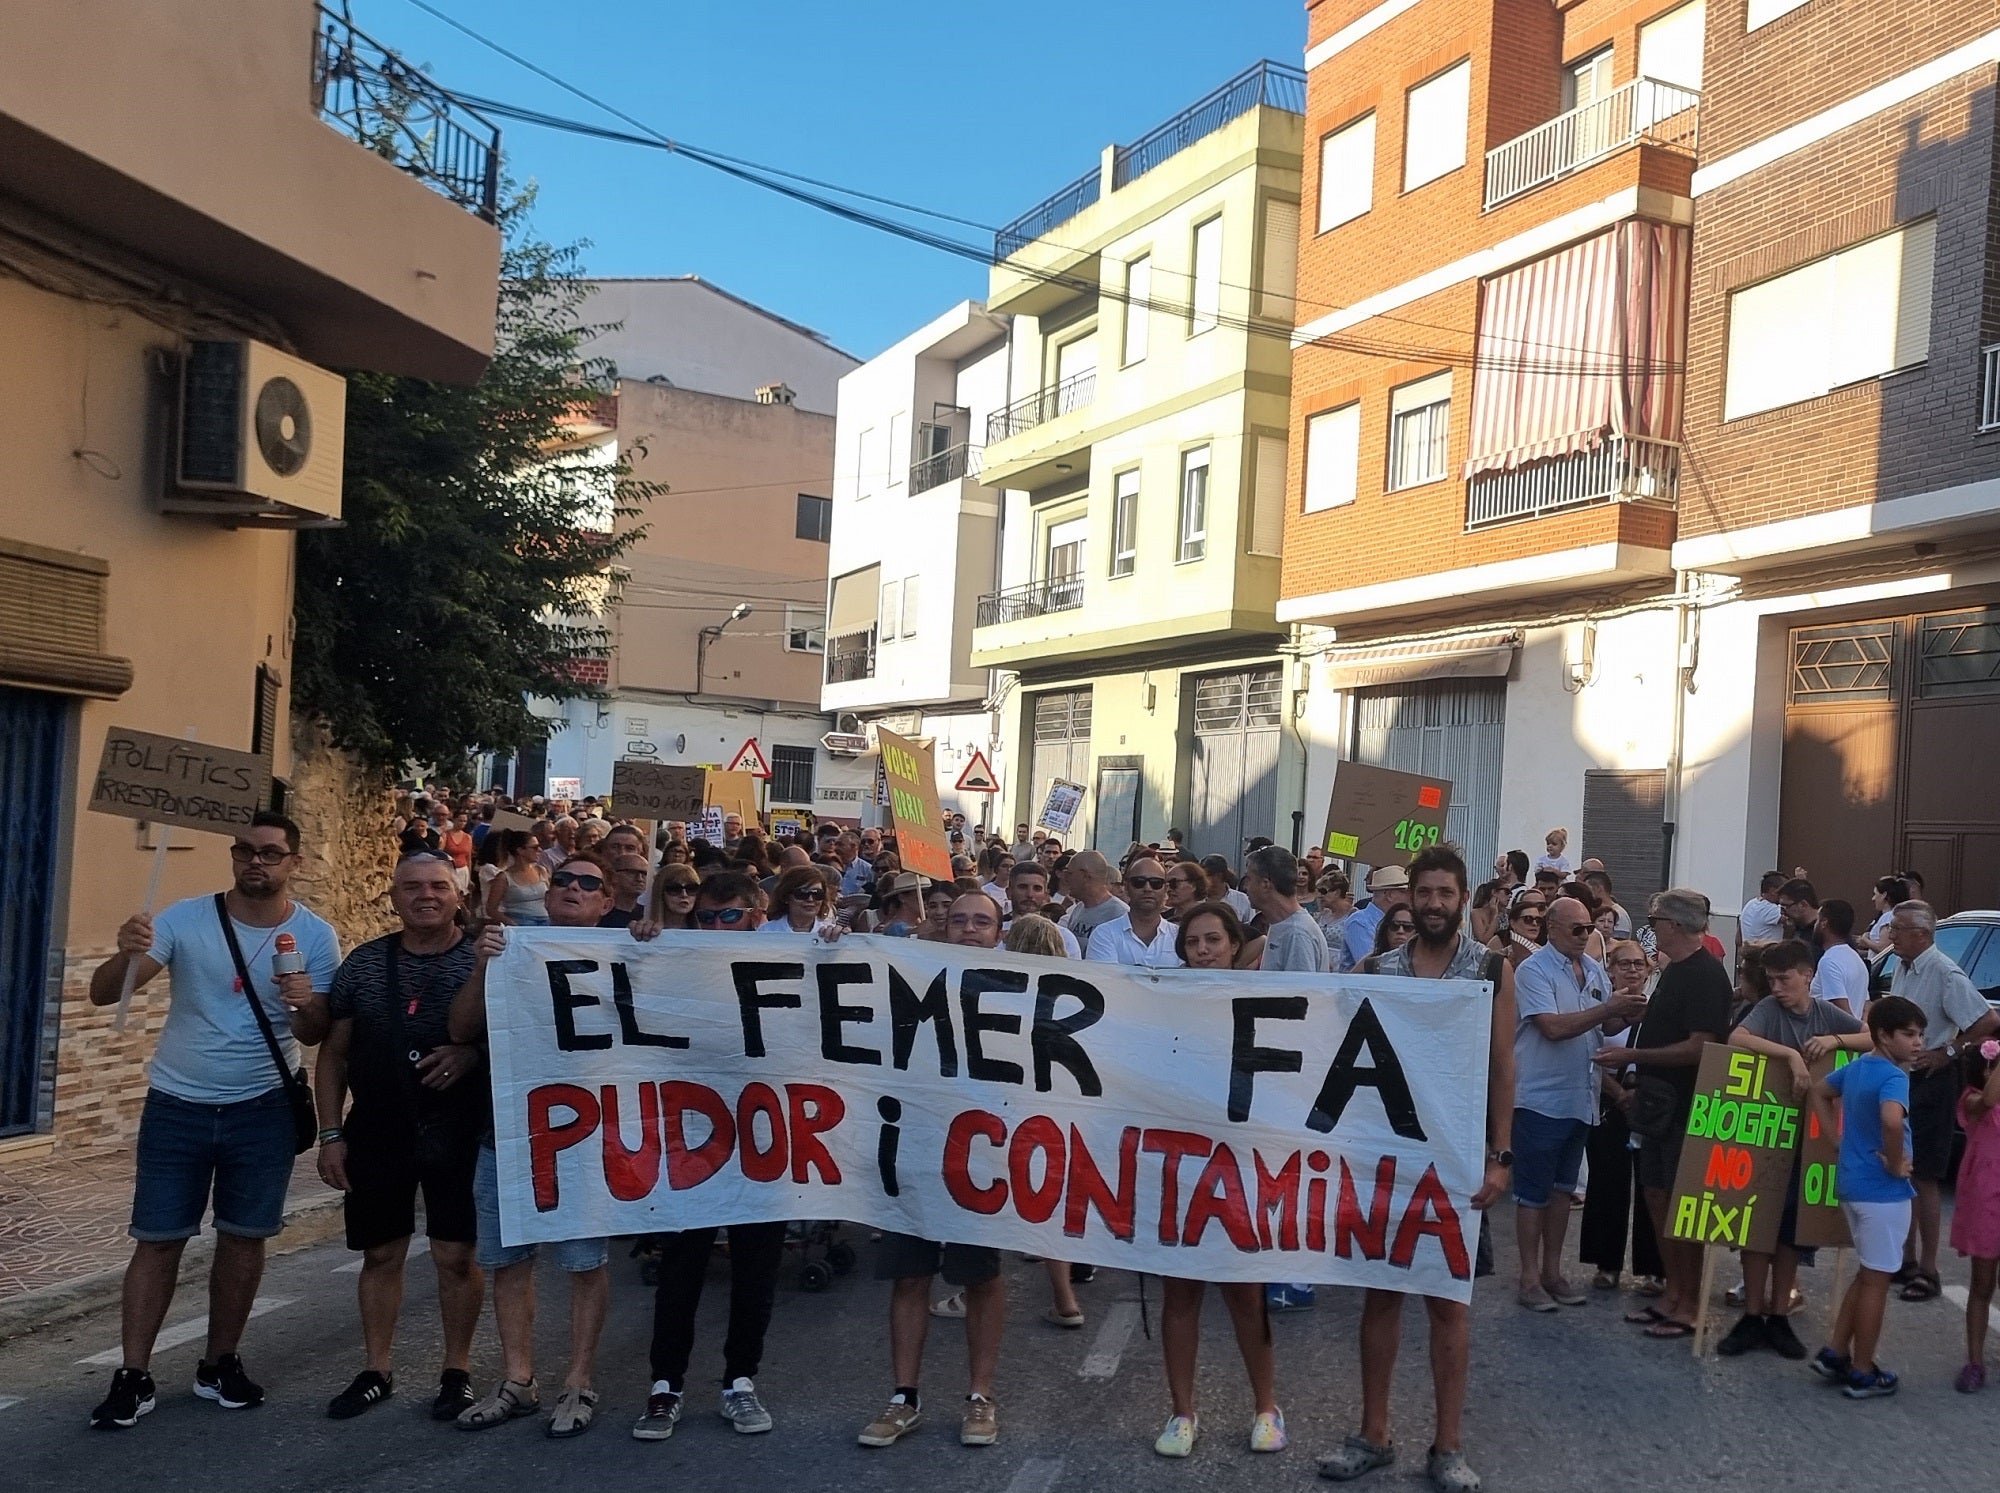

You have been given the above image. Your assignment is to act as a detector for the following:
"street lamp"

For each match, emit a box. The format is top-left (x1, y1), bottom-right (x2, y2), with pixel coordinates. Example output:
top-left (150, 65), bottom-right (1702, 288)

top-left (695, 602), bottom-right (752, 694)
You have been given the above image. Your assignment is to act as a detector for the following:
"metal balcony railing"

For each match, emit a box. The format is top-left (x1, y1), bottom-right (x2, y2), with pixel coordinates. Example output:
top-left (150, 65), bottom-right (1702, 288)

top-left (312, 4), bottom-right (501, 221)
top-left (825, 627), bottom-right (877, 684)
top-left (1484, 78), bottom-right (1700, 210)
top-left (995, 168), bottom-right (1102, 262)
top-left (1982, 345), bottom-right (2000, 432)
top-left (1113, 61), bottom-right (1306, 189)
top-left (986, 371), bottom-right (1096, 446)
top-left (976, 576), bottom-right (1086, 628)
top-left (1465, 434), bottom-right (1680, 529)
top-left (909, 444), bottom-right (983, 492)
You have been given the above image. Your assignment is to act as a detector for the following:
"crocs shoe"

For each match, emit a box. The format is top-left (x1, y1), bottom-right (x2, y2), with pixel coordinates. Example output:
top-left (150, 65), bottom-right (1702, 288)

top-left (1155, 1413), bottom-right (1198, 1457)
top-left (1428, 1446), bottom-right (1483, 1492)
top-left (1250, 1408), bottom-right (1287, 1453)
top-left (1318, 1434), bottom-right (1394, 1481)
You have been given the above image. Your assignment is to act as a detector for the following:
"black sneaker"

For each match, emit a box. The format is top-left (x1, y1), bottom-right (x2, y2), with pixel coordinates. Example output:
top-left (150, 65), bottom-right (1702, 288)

top-left (194, 1353), bottom-right (265, 1409)
top-left (1069, 1264), bottom-right (1097, 1285)
top-left (327, 1369), bottom-right (394, 1420)
top-left (1716, 1313), bottom-right (1766, 1357)
top-left (432, 1369), bottom-right (476, 1422)
top-left (1763, 1313), bottom-right (1807, 1361)
top-left (89, 1367), bottom-right (157, 1429)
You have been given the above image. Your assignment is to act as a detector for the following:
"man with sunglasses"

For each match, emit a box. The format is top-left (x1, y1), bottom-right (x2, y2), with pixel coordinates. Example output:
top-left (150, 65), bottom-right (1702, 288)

top-left (87, 812), bottom-right (339, 1429)
top-left (632, 871), bottom-right (787, 1444)
top-left (1084, 857), bottom-right (1181, 967)
top-left (598, 852), bottom-right (652, 929)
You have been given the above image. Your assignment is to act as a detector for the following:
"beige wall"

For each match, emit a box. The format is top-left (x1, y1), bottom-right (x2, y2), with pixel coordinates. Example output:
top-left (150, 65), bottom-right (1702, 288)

top-left (0, 0), bottom-right (498, 380)
top-left (608, 383), bottom-right (837, 709)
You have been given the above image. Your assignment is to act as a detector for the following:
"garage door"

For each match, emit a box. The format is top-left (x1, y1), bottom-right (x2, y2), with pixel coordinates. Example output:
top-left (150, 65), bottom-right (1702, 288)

top-left (1189, 665), bottom-right (1282, 859)
top-left (1354, 678), bottom-right (1505, 873)
top-left (1029, 688), bottom-right (1092, 844)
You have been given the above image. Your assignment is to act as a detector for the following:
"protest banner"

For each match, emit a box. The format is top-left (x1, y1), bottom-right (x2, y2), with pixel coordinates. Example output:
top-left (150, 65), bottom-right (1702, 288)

top-left (610, 761), bottom-right (706, 822)
top-left (704, 770), bottom-right (759, 826)
top-left (483, 932), bottom-right (1492, 1296)
top-left (1323, 762), bottom-right (1452, 866)
top-left (1667, 1043), bottom-right (1799, 1256)
top-left (876, 726), bottom-right (952, 880)
top-left (490, 809), bottom-right (539, 835)
top-left (89, 728), bottom-right (270, 836)
top-left (1037, 778), bottom-right (1085, 837)
top-left (1794, 1049), bottom-right (1855, 1250)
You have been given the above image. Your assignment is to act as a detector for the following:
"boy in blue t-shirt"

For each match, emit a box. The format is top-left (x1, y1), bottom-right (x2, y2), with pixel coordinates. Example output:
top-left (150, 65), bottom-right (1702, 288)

top-left (1808, 995), bottom-right (1926, 1399)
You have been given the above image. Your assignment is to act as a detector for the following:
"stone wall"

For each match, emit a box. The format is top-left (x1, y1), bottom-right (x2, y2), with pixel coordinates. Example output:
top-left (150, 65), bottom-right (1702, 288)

top-left (286, 717), bottom-right (400, 951)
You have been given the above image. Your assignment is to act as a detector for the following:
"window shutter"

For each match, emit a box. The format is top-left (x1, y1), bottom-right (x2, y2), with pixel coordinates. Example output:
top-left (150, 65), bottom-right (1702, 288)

top-left (0, 539), bottom-right (132, 698)
top-left (1191, 217), bottom-right (1223, 333)
top-left (1303, 404), bottom-right (1361, 513)
top-left (901, 577), bottom-right (919, 638)
top-left (1123, 256), bottom-right (1152, 364)
top-left (1259, 199), bottom-right (1299, 322)
top-left (1890, 214), bottom-right (1937, 372)
top-left (1637, 1), bottom-right (1705, 90)
top-left (1250, 435), bottom-right (1286, 556)
top-left (880, 580), bottom-right (900, 641)
top-left (1404, 61), bottom-right (1470, 192)
top-left (1581, 769), bottom-right (1668, 922)
top-left (1318, 115), bottom-right (1376, 232)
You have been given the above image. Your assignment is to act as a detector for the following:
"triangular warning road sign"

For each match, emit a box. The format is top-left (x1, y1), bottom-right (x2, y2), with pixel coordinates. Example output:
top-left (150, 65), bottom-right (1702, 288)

top-left (955, 749), bottom-right (1000, 793)
top-left (728, 737), bottom-right (772, 779)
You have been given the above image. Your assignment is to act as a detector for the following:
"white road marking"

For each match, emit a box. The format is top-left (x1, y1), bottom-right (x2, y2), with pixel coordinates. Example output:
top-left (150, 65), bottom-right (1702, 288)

top-left (0, 1396), bottom-right (22, 1412)
top-left (1079, 1300), bottom-right (1141, 1380)
top-left (1942, 1284), bottom-right (1997, 1335)
top-left (1003, 1456), bottom-right (1064, 1493)
top-left (78, 1297), bottom-right (295, 1366)
top-left (334, 1238), bottom-right (430, 1273)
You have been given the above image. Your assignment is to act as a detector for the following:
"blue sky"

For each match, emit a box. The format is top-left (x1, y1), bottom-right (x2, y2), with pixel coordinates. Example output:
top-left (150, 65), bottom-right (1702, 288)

top-left (376, 0), bottom-right (1306, 359)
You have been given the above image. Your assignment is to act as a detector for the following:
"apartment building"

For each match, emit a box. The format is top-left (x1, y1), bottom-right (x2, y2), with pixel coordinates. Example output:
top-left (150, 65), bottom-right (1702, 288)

top-left (973, 62), bottom-right (1307, 857)
top-left (0, 0), bottom-right (501, 1149)
top-left (534, 282), bottom-right (861, 820)
top-left (1283, 0), bottom-right (2000, 926)
top-left (822, 302), bottom-right (1009, 824)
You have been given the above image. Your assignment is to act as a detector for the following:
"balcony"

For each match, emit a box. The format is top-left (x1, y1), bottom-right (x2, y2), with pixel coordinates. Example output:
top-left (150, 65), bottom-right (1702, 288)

top-left (1111, 61), bottom-right (1305, 189)
top-left (1466, 435), bottom-right (1680, 530)
top-left (825, 627), bottom-right (877, 684)
top-left (1484, 78), bottom-right (1700, 211)
top-left (986, 372), bottom-right (1096, 446)
top-left (995, 168), bottom-right (1102, 262)
top-left (976, 576), bottom-right (1085, 628)
top-left (1982, 345), bottom-right (2000, 432)
top-left (313, 5), bottom-right (501, 221)
top-left (910, 444), bottom-right (983, 493)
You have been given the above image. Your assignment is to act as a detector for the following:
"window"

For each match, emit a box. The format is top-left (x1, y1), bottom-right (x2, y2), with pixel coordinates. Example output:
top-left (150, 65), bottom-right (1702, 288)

top-left (1249, 435), bottom-right (1285, 556)
top-left (1303, 403), bottom-right (1361, 512)
top-left (1318, 114), bottom-right (1375, 232)
top-left (795, 493), bottom-right (831, 542)
top-left (1122, 256), bottom-right (1151, 365)
top-left (1724, 218), bottom-right (1936, 421)
top-left (1388, 372), bottom-right (1452, 490)
top-left (769, 745), bottom-right (815, 805)
top-left (1190, 217), bottom-right (1222, 335)
top-left (900, 576), bottom-right (919, 638)
top-left (1258, 198), bottom-right (1299, 322)
top-left (1177, 446), bottom-right (1211, 562)
top-left (880, 579), bottom-right (900, 643)
top-left (1056, 331), bottom-right (1098, 389)
top-left (856, 427), bottom-right (878, 496)
top-left (1111, 468), bottom-right (1140, 577)
top-left (783, 605), bottom-right (826, 654)
top-left (1919, 609), bottom-right (2000, 699)
top-left (1045, 514), bottom-right (1087, 608)
top-left (1746, 0), bottom-right (1808, 30)
top-left (1789, 621), bottom-right (1896, 704)
top-left (1564, 48), bottom-right (1613, 111)
top-left (1638, 1), bottom-right (1705, 91)
top-left (1403, 60), bottom-right (1470, 192)
top-left (887, 411), bottom-right (908, 486)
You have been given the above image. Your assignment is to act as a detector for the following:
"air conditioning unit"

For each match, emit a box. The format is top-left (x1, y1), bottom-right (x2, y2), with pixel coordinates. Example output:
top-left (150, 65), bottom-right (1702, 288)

top-left (835, 712), bottom-right (863, 736)
top-left (167, 340), bottom-right (346, 524)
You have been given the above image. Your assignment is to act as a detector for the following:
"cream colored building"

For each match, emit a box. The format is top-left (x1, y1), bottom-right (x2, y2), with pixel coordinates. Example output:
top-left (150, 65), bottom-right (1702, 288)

top-left (0, 0), bottom-right (499, 1150)
top-left (972, 62), bottom-right (1306, 857)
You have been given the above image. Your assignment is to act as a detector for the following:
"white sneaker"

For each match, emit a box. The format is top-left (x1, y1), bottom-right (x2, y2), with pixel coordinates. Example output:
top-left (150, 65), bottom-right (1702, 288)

top-left (720, 1377), bottom-right (772, 1434)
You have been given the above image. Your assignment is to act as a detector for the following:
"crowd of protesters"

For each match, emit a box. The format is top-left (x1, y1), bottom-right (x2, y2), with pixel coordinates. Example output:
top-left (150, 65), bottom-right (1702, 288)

top-left (79, 783), bottom-right (2000, 1491)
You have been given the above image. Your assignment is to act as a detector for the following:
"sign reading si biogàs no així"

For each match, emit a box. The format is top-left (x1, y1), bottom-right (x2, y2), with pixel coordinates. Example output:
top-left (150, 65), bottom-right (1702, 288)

top-left (1667, 1043), bottom-right (1805, 1255)
top-left (485, 933), bottom-right (1493, 1297)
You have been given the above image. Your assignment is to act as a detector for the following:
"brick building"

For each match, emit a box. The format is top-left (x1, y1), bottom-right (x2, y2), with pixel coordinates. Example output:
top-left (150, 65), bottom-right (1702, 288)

top-left (1282, 0), bottom-right (2000, 933)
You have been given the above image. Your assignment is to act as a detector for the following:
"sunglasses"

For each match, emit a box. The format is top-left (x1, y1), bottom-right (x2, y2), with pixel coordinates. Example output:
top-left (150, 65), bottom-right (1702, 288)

top-left (1515, 912), bottom-right (1545, 924)
top-left (549, 871), bottom-right (604, 891)
top-left (790, 886), bottom-right (826, 902)
top-left (1611, 958), bottom-right (1649, 970)
top-left (1385, 920), bottom-right (1416, 933)
top-left (695, 907), bottom-right (751, 926)
top-left (1562, 922), bottom-right (1593, 937)
top-left (660, 883), bottom-right (699, 897)
top-left (230, 844), bottom-right (294, 865)
top-left (1126, 876), bottom-right (1167, 890)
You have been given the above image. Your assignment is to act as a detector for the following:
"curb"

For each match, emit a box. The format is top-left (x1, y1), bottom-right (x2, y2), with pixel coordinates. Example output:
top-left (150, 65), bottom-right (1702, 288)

top-left (0, 1191), bottom-right (345, 1347)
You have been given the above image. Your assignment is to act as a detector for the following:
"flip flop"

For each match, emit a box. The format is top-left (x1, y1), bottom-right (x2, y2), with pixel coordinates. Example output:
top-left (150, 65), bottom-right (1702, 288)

top-left (1644, 1318), bottom-right (1695, 1339)
top-left (1624, 1306), bottom-right (1667, 1325)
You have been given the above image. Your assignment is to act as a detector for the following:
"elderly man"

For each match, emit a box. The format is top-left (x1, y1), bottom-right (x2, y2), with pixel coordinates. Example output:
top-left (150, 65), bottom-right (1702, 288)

top-left (1084, 857), bottom-right (1179, 967)
top-left (1342, 866), bottom-right (1411, 973)
top-left (599, 852), bottom-right (651, 929)
top-left (1058, 850), bottom-right (1127, 950)
top-left (1591, 889), bottom-right (1732, 1340)
top-left (1241, 847), bottom-right (1330, 973)
top-left (836, 833), bottom-right (873, 897)
top-left (1511, 896), bottom-right (1643, 1312)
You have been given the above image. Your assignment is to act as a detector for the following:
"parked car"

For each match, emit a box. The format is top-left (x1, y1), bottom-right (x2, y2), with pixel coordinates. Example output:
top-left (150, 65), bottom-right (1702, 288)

top-left (1868, 909), bottom-right (2000, 1010)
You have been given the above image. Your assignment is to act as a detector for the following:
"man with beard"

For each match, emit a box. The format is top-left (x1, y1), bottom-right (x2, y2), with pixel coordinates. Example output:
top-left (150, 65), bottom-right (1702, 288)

top-left (1318, 843), bottom-right (1515, 1493)
top-left (1006, 862), bottom-right (1081, 956)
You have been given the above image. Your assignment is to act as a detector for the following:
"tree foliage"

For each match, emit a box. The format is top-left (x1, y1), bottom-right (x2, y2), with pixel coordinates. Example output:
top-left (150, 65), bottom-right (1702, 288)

top-left (294, 194), bottom-right (657, 774)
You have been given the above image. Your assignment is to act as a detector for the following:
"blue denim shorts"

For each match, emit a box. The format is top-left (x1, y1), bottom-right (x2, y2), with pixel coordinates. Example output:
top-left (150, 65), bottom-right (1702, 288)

top-left (472, 1145), bottom-right (608, 1272)
top-left (131, 1087), bottom-right (296, 1242)
top-left (1512, 1108), bottom-right (1589, 1209)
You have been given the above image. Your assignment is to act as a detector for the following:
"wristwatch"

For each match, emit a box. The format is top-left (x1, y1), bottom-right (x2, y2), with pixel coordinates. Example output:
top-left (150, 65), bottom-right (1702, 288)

top-left (1488, 1148), bottom-right (1514, 1168)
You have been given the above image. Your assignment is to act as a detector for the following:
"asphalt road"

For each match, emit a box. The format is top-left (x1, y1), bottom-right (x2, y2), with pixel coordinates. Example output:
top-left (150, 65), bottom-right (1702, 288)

top-left (0, 1214), bottom-right (1991, 1492)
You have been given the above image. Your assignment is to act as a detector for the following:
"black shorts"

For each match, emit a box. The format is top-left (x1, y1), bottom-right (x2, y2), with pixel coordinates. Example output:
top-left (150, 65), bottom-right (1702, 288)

top-left (1637, 1129), bottom-right (1686, 1195)
top-left (341, 1111), bottom-right (481, 1253)
top-left (1909, 1064), bottom-right (1959, 1183)
top-left (873, 1231), bottom-right (1001, 1286)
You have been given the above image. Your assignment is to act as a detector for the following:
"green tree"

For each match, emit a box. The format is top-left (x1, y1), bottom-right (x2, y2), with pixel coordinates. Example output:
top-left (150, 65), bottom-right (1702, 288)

top-left (294, 195), bottom-right (656, 774)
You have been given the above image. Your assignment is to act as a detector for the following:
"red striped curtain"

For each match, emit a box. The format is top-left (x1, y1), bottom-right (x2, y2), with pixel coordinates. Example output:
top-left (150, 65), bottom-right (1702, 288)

top-left (1464, 220), bottom-right (1690, 477)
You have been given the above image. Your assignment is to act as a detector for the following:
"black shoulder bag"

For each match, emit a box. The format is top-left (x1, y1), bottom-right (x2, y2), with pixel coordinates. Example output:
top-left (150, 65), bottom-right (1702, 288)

top-left (1625, 999), bottom-right (1684, 1141)
top-left (214, 893), bottom-right (318, 1155)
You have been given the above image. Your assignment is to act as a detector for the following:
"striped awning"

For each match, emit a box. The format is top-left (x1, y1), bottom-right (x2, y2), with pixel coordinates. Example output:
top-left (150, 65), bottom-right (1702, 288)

top-left (1322, 631), bottom-right (1521, 690)
top-left (1465, 220), bottom-right (1690, 478)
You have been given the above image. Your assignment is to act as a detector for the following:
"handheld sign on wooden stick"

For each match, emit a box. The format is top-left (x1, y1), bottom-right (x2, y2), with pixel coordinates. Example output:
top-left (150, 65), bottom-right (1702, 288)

top-left (876, 727), bottom-right (953, 881)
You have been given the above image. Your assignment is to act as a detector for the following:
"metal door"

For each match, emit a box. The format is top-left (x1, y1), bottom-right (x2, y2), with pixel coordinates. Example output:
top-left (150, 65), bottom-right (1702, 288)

top-left (1029, 689), bottom-right (1092, 844)
top-left (1189, 666), bottom-right (1282, 859)
top-left (1353, 678), bottom-right (1505, 872)
top-left (0, 685), bottom-right (66, 1135)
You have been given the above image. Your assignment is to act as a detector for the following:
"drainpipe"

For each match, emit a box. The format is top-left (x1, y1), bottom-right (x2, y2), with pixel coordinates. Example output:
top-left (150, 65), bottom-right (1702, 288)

top-left (1285, 627), bottom-right (1313, 855)
top-left (1661, 570), bottom-right (1700, 892)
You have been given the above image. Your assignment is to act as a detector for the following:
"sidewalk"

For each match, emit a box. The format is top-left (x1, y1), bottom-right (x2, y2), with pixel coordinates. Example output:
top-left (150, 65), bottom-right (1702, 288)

top-left (0, 1145), bottom-right (341, 1342)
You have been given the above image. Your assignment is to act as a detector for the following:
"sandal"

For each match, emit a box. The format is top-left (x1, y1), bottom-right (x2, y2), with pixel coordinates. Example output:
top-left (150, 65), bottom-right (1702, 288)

top-left (547, 1385), bottom-right (599, 1438)
top-left (930, 1291), bottom-right (967, 1319)
top-left (457, 1377), bottom-right (540, 1430)
top-left (1900, 1270), bottom-right (1942, 1302)
top-left (1644, 1318), bottom-right (1695, 1339)
top-left (1623, 1306), bottom-right (1667, 1325)
top-left (1634, 1276), bottom-right (1666, 1297)
top-left (1044, 1306), bottom-right (1086, 1329)
top-left (1890, 1262), bottom-right (1920, 1287)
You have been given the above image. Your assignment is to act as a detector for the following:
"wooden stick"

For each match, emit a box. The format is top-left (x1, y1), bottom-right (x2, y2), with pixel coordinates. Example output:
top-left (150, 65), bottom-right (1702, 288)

top-left (1691, 1245), bottom-right (1719, 1358)
top-left (111, 824), bottom-right (172, 1033)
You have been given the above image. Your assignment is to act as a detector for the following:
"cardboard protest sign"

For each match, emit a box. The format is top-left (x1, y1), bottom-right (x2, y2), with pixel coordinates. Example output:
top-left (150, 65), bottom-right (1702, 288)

top-left (610, 761), bottom-right (706, 821)
top-left (1323, 762), bottom-right (1451, 865)
top-left (1794, 1050), bottom-right (1856, 1250)
top-left (1037, 778), bottom-right (1085, 836)
top-left (490, 809), bottom-right (539, 835)
top-left (693, 807), bottom-right (727, 845)
top-left (548, 776), bottom-right (582, 800)
top-left (876, 726), bottom-right (953, 881)
top-left (89, 728), bottom-right (270, 835)
top-left (704, 770), bottom-right (759, 826)
top-left (1667, 1043), bottom-right (1800, 1254)
top-left (485, 933), bottom-right (1492, 1296)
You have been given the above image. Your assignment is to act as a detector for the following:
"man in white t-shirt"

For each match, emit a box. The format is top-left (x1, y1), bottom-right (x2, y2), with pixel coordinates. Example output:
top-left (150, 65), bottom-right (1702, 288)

top-left (1736, 872), bottom-right (1787, 945)
top-left (1808, 900), bottom-right (1870, 1015)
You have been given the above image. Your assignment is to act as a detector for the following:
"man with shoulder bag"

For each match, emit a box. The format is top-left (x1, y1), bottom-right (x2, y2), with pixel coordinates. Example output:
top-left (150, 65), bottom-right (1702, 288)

top-left (85, 812), bottom-right (339, 1430)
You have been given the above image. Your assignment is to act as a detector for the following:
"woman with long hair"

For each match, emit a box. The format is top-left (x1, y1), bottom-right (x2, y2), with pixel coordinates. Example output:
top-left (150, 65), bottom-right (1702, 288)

top-left (1357, 903), bottom-right (1417, 972)
top-left (1151, 899), bottom-right (1284, 1458)
top-left (760, 864), bottom-right (831, 934)
top-left (1164, 862), bottom-right (1205, 923)
top-left (647, 864), bottom-right (701, 931)
top-left (1579, 938), bottom-right (1666, 1295)
top-left (483, 830), bottom-right (550, 926)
